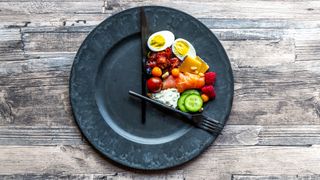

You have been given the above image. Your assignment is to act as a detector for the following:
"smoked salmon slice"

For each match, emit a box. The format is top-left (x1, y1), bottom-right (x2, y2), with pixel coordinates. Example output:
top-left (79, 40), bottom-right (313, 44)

top-left (162, 72), bottom-right (205, 93)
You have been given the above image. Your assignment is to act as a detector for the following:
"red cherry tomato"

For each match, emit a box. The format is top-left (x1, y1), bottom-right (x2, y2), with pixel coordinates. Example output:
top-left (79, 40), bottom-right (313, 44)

top-left (147, 77), bottom-right (162, 93)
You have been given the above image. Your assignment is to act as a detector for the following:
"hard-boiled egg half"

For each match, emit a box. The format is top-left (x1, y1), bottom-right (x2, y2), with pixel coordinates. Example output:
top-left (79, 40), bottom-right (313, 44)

top-left (172, 38), bottom-right (196, 60)
top-left (147, 31), bottom-right (175, 52)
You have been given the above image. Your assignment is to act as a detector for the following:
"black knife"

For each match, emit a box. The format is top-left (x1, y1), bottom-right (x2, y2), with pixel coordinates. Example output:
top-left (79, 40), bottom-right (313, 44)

top-left (140, 7), bottom-right (148, 124)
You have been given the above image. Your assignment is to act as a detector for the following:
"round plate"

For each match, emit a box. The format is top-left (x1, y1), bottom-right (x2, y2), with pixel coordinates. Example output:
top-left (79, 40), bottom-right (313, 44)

top-left (70, 6), bottom-right (233, 170)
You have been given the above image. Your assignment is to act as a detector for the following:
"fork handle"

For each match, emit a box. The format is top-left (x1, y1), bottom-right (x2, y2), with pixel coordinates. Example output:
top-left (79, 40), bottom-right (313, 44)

top-left (129, 90), bottom-right (192, 120)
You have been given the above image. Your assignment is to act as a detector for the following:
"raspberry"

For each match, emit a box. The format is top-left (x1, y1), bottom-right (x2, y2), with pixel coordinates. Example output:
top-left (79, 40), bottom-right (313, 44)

top-left (205, 72), bottom-right (216, 85)
top-left (201, 85), bottom-right (216, 99)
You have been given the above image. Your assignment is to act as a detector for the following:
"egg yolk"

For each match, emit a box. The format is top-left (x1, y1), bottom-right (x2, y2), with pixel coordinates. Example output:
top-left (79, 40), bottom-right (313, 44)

top-left (150, 35), bottom-right (165, 49)
top-left (174, 40), bottom-right (189, 56)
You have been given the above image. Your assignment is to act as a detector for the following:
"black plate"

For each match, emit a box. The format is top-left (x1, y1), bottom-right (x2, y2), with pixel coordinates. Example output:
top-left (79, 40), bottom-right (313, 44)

top-left (70, 6), bottom-right (233, 170)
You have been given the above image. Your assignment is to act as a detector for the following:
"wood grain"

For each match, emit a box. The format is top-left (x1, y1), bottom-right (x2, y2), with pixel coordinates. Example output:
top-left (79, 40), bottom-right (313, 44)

top-left (4, 125), bottom-right (320, 146)
top-left (1, 0), bottom-right (319, 19)
top-left (232, 175), bottom-right (320, 180)
top-left (1, 145), bottom-right (320, 179)
top-left (295, 29), bottom-right (320, 61)
top-left (0, 173), bottom-right (185, 180)
top-left (1, 0), bottom-right (320, 179)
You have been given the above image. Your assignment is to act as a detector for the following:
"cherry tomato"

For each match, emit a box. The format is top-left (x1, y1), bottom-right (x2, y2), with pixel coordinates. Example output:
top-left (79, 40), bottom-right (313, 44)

top-left (171, 68), bottom-right (180, 77)
top-left (151, 67), bottom-right (162, 77)
top-left (147, 77), bottom-right (162, 93)
top-left (201, 94), bottom-right (209, 103)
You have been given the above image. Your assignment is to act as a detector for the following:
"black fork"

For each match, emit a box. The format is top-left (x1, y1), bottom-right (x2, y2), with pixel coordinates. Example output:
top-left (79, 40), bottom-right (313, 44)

top-left (129, 90), bottom-right (223, 134)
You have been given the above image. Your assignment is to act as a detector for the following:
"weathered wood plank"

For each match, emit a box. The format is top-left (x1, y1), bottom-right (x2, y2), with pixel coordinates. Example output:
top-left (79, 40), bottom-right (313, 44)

top-left (0, 145), bottom-right (118, 174)
top-left (0, 14), bottom-right (108, 28)
top-left (2, 15), bottom-right (320, 30)
top-left (0, 55), bottom-right (72, 127)
top-left (22, 32), bottom-right (88, 52)
top-left (0, 85), bottom-right (72, 126)
top-left (222, 39), bottom-right (294, 67)
top-left (230, 60), bottom-right (320, 125)
top-left (0, 0), bottom-right (101, 1)
top-left (216, 125), bottom-right (260, 146)
top-left (106, 171), bottom-right (185, 180)
top-left (0, 29), bottom-right (21, 41)
top-left (0, 52), bottom-right (73, 74)
top-left (295, 39), bottom-right (320, 61)
top-left (219, 125), bottom-right (320, 146)
top-left (258, 129), bottom-right (320, 146)
top-left (200, 18), bottom-right (320, 29)
top-left (1, 145), bottom-right (320, 179)
top-left (232, 174), bottom-right (320, 180)
top-left (0, 28), bottom-right (25, 62)
top-left (183, 145), bottom-right (320, 179)
top-left (105, 0), bottom-right (320, 19)
top-left (0, 173), bottom-right (320, 180)
top-left (4, 125), bottom-right (320, 146)
top-left (0, 126), bottom-right (83, 145)
top-left (295, 29), bottom-right (320, 61)
top-left (214, 29), bottom-right (292, 41)
top-left (0, 1), bottom-right (103, 15)
top-left (0, 28), bottom-right (23, 55)
top-left (2, 0), bottom-right (320, 20)
top-left (0, 174), bottom-right (100, 180)
top-left (0, 172), bottom-right (185, 180)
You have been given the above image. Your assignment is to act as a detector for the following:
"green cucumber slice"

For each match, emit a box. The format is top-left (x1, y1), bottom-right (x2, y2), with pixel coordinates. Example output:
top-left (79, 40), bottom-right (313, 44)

top-left (177, 94), bottom-right (189, 112)
top-left (184, 94), bottom-right (203, 112)
top-left (181, 89), bottom-right (200, 96)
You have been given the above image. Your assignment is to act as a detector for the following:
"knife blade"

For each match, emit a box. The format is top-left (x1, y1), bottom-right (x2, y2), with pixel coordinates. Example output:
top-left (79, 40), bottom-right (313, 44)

top-left (140, 7), bottom-right (148, 124)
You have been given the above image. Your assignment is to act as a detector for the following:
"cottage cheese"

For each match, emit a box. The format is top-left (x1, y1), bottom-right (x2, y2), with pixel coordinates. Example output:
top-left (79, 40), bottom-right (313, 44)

top-left (151, 88), bottom-right (180, 108)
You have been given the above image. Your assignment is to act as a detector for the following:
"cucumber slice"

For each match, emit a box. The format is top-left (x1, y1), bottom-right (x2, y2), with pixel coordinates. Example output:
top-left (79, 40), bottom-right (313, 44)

top-left (177, 94), bottom-right (189, 112)
top-left (181, 89), bottom-right (200, 96)
top-left (184, 94), bottom-right (203, 112)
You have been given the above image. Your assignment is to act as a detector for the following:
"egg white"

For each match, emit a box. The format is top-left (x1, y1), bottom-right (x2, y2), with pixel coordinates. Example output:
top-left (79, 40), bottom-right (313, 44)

top-left (147, 31), bottom-right (175, 52)
top-left (172, 38), bottom-right (196, 60)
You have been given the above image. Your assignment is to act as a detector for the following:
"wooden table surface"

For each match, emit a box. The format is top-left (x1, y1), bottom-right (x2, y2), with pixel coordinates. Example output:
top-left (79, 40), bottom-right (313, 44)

top-left (1, 0), bottom-right (320, 179)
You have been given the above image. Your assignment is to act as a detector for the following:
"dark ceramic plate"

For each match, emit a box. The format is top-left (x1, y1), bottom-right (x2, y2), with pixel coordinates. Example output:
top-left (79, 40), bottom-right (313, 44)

top-left (70, 6), bottom-right (233, 170)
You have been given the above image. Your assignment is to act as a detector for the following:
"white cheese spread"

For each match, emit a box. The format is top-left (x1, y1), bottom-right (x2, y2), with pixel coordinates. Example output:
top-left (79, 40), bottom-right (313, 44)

top-left (150, 88), bottom-right (180, 108)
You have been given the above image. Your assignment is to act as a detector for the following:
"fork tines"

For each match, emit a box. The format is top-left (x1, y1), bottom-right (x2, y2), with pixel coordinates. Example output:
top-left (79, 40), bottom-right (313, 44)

top-left (199, 122), bottom-right (222, 134)
top-left (198, 117), bottom-right (223, 134)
